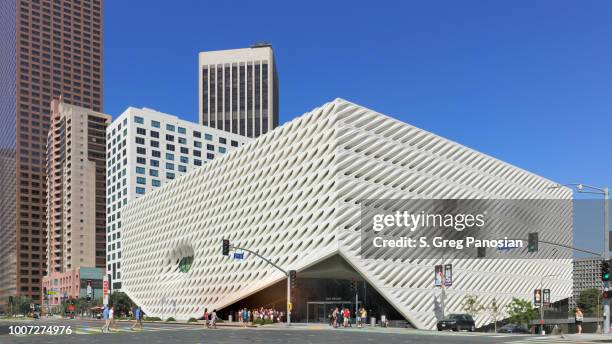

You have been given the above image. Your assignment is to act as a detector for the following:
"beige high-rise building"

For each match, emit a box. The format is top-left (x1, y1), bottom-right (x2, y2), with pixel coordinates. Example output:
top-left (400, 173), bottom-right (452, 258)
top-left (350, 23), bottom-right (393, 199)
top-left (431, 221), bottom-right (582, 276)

top-left (44, 100), bottom-right (109, 281)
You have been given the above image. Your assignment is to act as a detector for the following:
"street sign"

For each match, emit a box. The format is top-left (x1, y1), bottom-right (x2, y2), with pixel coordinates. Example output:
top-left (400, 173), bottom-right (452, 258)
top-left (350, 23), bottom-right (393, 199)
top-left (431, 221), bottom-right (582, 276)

top-left (434, 265), bottom-right (443, 287)
top-left (103, 275), bottom-right (109, 306)
top-left (444, 264), bottom-right (453, 287)
top-left (534, 289), bottom-right (542, 306)
top-left (543, 289), bottom-right (550, 306)
top-left (234, 252), bottom-right (244, 260)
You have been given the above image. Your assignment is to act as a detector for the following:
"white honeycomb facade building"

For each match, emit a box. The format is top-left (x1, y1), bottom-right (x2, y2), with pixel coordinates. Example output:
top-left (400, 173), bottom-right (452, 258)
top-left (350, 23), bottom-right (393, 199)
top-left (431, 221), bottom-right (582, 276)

top-left (121, 99), bottom-right (572, 329)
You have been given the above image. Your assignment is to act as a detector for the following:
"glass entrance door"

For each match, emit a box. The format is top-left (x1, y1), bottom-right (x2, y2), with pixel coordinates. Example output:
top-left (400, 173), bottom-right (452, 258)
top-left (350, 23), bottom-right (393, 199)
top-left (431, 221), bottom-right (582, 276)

top-left (306, 301), bottom-right (361, 324)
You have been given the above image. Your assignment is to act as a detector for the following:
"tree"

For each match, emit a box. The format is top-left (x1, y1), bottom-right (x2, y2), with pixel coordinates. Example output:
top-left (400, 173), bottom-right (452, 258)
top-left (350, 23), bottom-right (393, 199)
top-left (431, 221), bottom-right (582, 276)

top-left (109, 291), bottom-right (134, 317)
top-left (463, 295), bottom-right (484, 318)
top-left (488, 298), bottom-right (503, 333)
top-left (577, 288), bottom-right (601, 315)
top-left (506, 298), bottom-right (538, 327)
top-left (5, 296), bottom-right (33, 316)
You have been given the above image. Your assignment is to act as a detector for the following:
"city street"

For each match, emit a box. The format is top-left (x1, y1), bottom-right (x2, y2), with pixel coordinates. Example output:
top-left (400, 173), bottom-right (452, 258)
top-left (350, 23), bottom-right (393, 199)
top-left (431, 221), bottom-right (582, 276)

top-left (0, 318), bottom-right (584, 344)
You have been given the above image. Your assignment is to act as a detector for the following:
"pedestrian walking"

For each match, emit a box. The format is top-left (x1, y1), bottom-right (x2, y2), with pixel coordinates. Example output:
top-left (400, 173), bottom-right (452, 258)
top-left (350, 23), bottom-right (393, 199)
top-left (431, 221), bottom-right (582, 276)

top-left (101, 305), bottom-right (110, 333)
top-left (131, 305), bottom-right (144, 330)
top-left (211, 309), bottom-right (218, 329)
top-left (575, 307), bottom-right (584, 334)
top-left (203, 308), bottom-right (209, 328)
top-left (108, 306), bottom-right (116, 332)
top-left (242, 307), bottom-right (248, 327)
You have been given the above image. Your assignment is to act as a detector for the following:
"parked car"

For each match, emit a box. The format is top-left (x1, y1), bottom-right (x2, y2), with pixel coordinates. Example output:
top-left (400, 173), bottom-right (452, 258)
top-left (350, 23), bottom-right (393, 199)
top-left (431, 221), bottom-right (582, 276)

top-left (437, 314), bottom-right (476, 332)
top-left (497, 324), bottom-right (529, 334)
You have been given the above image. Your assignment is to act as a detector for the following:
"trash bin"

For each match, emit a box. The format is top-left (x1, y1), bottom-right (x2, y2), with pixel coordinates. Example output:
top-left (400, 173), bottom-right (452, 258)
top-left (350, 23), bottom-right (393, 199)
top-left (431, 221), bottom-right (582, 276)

top-left (370, 317), bottom-right (376, 326)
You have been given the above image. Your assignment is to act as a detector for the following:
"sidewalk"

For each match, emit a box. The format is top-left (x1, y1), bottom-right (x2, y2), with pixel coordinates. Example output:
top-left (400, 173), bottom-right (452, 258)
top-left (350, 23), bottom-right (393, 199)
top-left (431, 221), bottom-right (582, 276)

top-left (561, 333), bottom-right (612, 342)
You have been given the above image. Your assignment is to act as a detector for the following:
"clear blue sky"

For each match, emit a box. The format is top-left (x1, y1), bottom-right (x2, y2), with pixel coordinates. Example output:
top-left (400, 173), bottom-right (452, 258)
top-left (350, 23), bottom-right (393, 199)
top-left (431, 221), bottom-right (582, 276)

top-left (104, 1), bottom-right (611, 251)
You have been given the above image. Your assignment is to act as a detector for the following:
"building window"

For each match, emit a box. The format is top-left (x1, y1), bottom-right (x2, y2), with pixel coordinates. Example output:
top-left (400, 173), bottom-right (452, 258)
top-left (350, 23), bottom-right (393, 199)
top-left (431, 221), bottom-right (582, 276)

top-left (136, 147), bottom-right (146, 155)
top-left (231, 140), bottom-right (238, 147)
top-left (136, 167), bottom-right (145, 174)
top-left (166, 162), bottom-right (174, 170)
top-left (207, 153), bottom-right (214, 160)
top-left (135, 137), bottom-right (144, 145)
top-left (178, 127), bottom-right (186, 134)
top-left (180, 156), bottom-right (188, 164)
top-left (207, 144), bottom-right (214, 151)
top-left (151, 140), bottom-right (159, 148)
top-left (178, 137), bottom-right (187, 144)
top-left (152, 179), bottom-right (161, 187)
top-left (150, 169), bottom-right (158, 177)
top-left (194, 141), bottom-right (202, 148)
top-left (166, 144), bottom-right (175, 151)
top-left (136, 157), bottom-right (146, 164)
top-left (219, 147), bottom-right (226, 153)
top-left (137, 177), bottom-right (146, 185)
top-left (178, 165), bottom-right (187, 172)
top-left (166, 134), bottom-right (174, 142)
top-left (137, 127), bottom-right (146, 135)
top-left (151, 120), bottom-right (160, 128)
top-left (180, 147), bottom-right (189, 154)
top-left (151, 131), bottom-right (159, 138)
top-left (166, 172), bottom-right (175, 180)
top-left (165, 153), bottom-right (174, 161)
top-left (204, 133), bottom-right (213, 141)
top-left (134, 116), bottom-right (144, 124)
top-left (166, 124), bottom-right (175, 132)
top-left (193, 131), bottom-right (201, 138)
top-left (219, 137), bottom-right (227, 144)
top-left (194, 159), bottom-right (202, 166)
top-left (150, 160), bottom-right (159, 167)
top-left (194, 150), bottom-right (201, 157)
top-left (136, 187), bottom-right (145, 195)
top-left (152, 150), bottom-right (161, 158)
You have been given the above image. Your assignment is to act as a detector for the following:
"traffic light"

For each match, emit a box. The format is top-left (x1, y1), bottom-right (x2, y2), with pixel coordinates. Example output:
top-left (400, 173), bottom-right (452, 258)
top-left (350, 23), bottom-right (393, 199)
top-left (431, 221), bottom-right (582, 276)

top-left (222, 239), bottom-right (230, 256)
top-left (527, 232), bottom-right (538, 253)
top-left (289, 270), bottom-right (297, 289)
top-left (350, 278), bottom-right (357, 294)
top-left (477, 247), bottom-right (486, 258)
top-left (602, 260), bottom-right (610, 282)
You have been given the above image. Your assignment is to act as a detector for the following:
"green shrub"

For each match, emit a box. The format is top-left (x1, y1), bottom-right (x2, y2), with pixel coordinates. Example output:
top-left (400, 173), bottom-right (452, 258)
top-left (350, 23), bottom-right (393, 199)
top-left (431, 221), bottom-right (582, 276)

top-left (216, 319), bottom-right (224, 323)
top-left (188, 317), bottom-right (198, 323)
top-left (264, 318), bottom-right (274, 325)
top-left (166, 317), bottom-right (176, 322)
top-left (144, 316), bottom-right (161, 321)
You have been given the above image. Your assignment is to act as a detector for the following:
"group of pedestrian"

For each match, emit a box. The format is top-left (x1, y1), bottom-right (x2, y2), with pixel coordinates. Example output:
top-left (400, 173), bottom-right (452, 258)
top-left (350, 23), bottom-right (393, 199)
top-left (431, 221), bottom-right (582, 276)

top-left (330, 307), bottom-right (367, 328)
top-left (237, 307), bottom-right (283, 325)
top-left (202, 308), bottom-right (218, 329)
top-left (101, 304), bottom-right (145, 333)
top-left (101, 305), bottom-right (115, 333)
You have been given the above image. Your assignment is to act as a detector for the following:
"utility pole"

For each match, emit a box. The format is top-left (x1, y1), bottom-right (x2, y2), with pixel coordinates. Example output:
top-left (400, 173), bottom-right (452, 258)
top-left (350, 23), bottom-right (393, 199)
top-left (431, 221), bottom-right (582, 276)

top-left (287, 273), bottom-right (291, 324)
top-left (604, 187), bottom-right (609, 334)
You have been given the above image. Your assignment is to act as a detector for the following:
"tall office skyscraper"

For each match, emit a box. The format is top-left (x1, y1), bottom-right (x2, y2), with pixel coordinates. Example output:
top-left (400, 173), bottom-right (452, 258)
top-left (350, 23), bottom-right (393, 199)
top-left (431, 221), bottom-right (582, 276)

top-left (0, 0), bottom-right (103, 306)
top-left (199, 44), bottom-right (279, 138)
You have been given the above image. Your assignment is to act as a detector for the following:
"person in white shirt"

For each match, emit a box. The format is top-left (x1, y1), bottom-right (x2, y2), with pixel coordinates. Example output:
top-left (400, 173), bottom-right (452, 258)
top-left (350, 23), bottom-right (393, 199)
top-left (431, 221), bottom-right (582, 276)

top-left (109, 306), bottom-right (116, 331)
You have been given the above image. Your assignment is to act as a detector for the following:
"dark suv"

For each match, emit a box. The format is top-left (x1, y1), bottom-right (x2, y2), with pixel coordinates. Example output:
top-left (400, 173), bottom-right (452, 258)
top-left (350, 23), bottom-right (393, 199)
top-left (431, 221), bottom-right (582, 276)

top-left (436, 314), bottom-right (476, 332)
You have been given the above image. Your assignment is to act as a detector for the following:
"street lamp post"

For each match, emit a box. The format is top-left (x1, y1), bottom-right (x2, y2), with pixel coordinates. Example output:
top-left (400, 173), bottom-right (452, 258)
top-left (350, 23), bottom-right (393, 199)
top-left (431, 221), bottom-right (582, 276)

top-left (549, 183), bottom-right (610, 334)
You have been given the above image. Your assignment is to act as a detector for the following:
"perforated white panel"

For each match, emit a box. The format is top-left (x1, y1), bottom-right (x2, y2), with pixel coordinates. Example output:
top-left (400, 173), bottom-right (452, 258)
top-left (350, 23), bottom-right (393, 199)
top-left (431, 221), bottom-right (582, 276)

top-left (122, 99), bottom-right (572, 329)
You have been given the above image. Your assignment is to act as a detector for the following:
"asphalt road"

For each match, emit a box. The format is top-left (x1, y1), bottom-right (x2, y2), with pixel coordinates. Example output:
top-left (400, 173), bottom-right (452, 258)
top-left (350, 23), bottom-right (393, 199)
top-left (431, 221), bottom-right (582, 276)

top-left (0, 318), bottom-right (576, 344)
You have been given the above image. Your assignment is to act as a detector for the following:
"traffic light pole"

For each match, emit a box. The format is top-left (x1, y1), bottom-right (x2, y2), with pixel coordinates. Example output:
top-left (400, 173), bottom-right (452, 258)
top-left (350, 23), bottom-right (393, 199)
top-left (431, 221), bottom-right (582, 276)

top-left (226, 244), bottom-right (291, 325)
